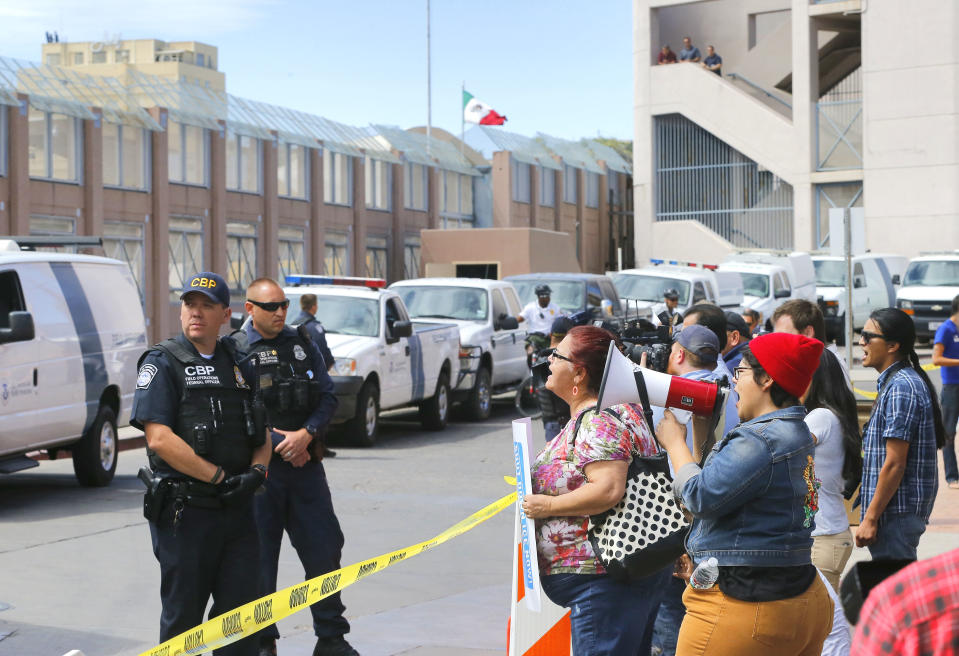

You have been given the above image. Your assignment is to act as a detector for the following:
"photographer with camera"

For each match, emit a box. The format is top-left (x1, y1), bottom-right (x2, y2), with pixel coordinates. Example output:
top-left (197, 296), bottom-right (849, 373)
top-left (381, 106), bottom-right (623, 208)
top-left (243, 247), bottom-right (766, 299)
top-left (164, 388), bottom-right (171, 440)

top-left (649, 324), bottom-right (739, 656)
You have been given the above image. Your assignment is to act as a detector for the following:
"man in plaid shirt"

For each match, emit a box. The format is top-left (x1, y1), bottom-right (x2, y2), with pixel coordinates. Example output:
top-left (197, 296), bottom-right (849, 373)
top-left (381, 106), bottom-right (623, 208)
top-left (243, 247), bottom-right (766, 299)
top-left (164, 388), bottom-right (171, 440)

top-left (856, 310), bottom-right (943, 560)
top-left (851, 547), bottom-right (959, 655)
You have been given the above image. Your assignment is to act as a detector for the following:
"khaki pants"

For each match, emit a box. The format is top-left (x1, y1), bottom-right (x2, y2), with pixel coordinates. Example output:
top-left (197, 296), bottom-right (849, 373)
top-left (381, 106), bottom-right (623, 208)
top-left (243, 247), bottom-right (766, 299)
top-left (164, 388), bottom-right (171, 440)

top-left (811, 529), bottom-right (854, 592)
top-left (676, 575), bottom-right (833, 656)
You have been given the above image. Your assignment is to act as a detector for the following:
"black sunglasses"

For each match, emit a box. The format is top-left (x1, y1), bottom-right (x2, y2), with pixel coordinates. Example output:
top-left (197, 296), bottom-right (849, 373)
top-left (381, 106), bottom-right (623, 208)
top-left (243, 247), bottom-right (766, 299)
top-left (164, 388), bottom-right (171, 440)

top-left (860, 330), bottom-right (885, 342)
top-left (247, 298), bottom-right (290, 312)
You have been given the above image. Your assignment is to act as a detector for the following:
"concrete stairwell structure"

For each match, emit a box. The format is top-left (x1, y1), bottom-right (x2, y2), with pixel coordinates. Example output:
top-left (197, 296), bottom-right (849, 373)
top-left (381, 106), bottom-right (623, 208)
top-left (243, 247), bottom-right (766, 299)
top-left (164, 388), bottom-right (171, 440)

top-left (634, 0), bottom-right (959, 263)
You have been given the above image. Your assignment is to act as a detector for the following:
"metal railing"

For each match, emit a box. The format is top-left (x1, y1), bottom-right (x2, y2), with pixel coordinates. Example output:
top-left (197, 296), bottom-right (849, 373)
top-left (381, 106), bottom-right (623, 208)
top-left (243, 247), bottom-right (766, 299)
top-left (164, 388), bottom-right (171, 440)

top-left (726, 73), bottom-right (793, 110)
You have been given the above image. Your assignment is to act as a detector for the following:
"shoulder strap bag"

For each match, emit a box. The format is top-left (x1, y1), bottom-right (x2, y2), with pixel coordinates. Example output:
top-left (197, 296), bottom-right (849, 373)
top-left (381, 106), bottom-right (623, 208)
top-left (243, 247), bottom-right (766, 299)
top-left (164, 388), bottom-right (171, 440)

top-left (585, 370), bottom-right (690, 582)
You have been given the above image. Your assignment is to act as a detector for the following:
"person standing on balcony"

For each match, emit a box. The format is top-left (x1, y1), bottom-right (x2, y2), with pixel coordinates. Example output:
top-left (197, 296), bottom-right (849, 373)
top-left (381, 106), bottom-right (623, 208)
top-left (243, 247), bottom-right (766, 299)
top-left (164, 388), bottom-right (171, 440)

top-left (679, 36), bottom-right (701, 62)
top-left (658, 44), bottom-right (677, 64)
top-left (702, 45), bottom-right (722, 76)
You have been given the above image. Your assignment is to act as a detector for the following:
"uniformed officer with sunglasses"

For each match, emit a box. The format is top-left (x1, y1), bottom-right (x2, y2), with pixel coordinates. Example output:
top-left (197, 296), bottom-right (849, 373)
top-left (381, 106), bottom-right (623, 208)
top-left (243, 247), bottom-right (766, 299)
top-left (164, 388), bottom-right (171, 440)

top-left (132, 271), bottom-right (272, 656)
top-left (227, 277), bottom-right (355, 656)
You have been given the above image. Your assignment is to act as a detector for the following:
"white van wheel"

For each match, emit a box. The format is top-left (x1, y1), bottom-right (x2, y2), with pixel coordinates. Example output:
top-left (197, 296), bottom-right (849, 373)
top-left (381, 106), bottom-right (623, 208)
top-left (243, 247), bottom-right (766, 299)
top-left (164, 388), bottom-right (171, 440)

top-left (73, 405), bottom-right (118, 487)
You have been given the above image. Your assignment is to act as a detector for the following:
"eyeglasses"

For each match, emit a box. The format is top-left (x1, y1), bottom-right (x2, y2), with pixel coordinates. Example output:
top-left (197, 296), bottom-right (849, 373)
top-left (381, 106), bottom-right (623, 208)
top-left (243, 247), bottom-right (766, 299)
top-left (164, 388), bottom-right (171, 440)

top-left (247, 298), bottom-right (290, 312)
top-left (732, 366), bottom-right (753, 381)
top-left (860, 330), bottom-right (885, 343)
top-left (547, 348), bottom-right (575, 365)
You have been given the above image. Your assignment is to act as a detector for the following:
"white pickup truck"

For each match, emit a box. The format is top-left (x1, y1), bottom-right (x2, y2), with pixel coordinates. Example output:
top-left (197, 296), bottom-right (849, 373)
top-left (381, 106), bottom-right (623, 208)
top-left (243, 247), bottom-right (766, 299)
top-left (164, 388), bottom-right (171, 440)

top-left (283, 276), bottom-right (461, 447)
top-left (390, 278), bottom-right (527, 420)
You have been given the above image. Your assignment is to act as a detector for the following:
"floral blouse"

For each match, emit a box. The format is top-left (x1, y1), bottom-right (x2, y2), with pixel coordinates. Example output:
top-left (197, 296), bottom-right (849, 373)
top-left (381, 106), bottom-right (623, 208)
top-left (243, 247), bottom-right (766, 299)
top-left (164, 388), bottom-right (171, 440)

top-left (531, 403), bottom-right (659, 575)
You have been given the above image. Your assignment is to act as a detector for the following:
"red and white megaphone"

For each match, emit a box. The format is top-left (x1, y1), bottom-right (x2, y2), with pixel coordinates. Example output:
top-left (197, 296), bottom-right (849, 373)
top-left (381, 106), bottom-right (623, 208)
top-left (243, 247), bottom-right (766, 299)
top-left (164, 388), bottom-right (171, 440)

top-left (597, 342), bottom-right (727, 424)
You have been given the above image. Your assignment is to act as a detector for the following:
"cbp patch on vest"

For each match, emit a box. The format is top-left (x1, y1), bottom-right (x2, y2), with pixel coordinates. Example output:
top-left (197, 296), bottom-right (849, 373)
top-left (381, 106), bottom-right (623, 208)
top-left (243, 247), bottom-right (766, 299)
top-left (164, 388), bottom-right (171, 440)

top-left (257, 349), bottom-right (279, 366)
top-left (293, 344), bottom-right (307, 361)
top-left (234, 365), bottom-right (248, 388)
top-left (137, 364), bottom-right (158, 389)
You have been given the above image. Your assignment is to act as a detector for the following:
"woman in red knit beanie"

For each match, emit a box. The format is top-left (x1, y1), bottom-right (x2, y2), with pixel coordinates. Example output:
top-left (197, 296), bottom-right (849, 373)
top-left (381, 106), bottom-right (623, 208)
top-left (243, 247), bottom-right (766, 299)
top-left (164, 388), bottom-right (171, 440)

top-left (656, 332), bottom-right (834, 656)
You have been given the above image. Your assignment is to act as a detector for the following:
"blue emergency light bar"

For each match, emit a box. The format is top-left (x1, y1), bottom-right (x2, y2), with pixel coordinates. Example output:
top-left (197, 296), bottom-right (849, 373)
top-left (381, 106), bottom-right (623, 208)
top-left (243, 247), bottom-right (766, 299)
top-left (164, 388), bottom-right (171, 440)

top-left (285, 274), bottom-right (386, 289)
top-left (650, 258), bottom-right (664, 265)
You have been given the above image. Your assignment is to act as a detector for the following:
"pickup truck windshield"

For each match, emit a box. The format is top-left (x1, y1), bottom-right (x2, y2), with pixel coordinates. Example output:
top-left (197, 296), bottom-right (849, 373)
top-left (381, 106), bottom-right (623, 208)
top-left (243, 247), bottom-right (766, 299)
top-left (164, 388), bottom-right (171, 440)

top-left (739, 273), bottom-right (771, 298)
top-left (394, 286), bottom-right (488, 322)
top-left (286, 294), bottom-right (380, 337)
top-left (611, 274), bottom-right (690, 305)
top-left (902, 260), bottom-right (959, 287)
top-left (814, 260), bottom-right (846, 287)
top-left (512, 280), bottom-right (584, 313)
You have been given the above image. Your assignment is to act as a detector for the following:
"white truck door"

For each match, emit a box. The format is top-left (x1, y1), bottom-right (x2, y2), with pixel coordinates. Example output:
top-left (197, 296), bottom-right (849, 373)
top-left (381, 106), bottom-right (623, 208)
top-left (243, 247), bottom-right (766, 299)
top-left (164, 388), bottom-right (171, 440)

top-left (0, 263), bottom-right (85, 453)
top-left (381, 297), bottom-right (412, 408)
top-left (498, 287), bottom-right (528, 384)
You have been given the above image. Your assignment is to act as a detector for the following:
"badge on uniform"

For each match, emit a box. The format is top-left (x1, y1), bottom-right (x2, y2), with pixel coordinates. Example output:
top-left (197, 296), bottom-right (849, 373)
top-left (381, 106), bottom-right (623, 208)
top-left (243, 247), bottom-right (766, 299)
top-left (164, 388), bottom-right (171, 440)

top-left (234, 365), bottom-right (248, 388)
top-left (137, 364), bottom-right (158, 389)
top-left (293, 345), bottom-right (307, 361)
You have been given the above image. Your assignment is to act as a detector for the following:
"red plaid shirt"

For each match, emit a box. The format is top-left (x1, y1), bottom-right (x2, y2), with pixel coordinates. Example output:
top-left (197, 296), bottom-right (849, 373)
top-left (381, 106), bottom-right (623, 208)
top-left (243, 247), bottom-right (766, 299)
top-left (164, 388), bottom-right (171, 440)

top-left (852, 548), bottom-right (959, 656)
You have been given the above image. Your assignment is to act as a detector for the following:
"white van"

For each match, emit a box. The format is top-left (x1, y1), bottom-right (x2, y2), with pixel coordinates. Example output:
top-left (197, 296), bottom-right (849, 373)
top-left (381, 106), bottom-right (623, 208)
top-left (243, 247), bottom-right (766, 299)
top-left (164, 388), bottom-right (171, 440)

top-left (813, 254), bottom-right (899, 343)
top-left (896, 252), bottom-right (959, 342)
top-left (0, 239), bottom-right (146, 485)
top-left (610, 264), bottom-right (744, 321)
top-left (719, 252), bottom-right (817, 328)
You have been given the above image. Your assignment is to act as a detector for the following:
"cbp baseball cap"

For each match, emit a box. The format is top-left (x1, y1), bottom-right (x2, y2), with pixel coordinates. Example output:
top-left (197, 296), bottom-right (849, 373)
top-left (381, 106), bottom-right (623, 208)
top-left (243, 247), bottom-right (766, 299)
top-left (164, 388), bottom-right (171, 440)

top-left (674, 324), bottom-right (720, 364)
top-left (181, 272), bottom-right (230, 307)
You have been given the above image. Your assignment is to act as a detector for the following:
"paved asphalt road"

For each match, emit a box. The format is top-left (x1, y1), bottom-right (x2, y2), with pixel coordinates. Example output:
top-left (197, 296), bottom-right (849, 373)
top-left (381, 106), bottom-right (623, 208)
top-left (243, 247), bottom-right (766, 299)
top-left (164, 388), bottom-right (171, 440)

top-left (1, 349), bottom-right (956, 656)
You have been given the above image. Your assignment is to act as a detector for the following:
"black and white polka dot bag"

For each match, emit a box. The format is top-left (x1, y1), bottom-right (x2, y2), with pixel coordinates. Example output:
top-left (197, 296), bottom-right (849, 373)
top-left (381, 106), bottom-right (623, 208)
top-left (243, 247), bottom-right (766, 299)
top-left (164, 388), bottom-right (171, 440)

top-left (588, 450), bottom-right (690, 582)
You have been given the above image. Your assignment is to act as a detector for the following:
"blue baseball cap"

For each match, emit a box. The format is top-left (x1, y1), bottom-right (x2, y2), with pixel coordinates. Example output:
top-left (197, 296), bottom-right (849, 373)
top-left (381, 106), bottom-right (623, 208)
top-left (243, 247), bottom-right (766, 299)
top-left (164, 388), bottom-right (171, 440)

top-left (181, 272), bottom-right (230, 306)
top-left (674, 324), bottom-right (720, 364)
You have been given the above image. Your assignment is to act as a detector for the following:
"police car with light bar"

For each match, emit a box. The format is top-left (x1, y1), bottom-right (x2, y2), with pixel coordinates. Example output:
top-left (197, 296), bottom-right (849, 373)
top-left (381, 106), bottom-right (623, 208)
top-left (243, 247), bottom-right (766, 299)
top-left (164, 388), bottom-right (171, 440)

top-left (283, 275), bottom-right (461, 447)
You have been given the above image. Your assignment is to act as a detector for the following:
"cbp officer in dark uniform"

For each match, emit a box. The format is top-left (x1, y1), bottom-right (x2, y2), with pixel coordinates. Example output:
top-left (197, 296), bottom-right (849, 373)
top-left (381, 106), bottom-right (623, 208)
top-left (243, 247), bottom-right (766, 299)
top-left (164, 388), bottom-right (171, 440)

top-left (131, 272), bottom-right (272, 656)
top-left (227, 278), bottom-right (355, 656)
top-left (291, 293), bottom-right (335, 371)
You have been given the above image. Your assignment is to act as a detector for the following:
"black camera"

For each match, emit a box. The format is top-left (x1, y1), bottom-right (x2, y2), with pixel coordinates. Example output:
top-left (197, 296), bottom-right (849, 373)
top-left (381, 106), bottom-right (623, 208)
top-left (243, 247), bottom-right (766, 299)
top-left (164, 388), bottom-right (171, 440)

top-left (620, 318), bottom-right (672, 373)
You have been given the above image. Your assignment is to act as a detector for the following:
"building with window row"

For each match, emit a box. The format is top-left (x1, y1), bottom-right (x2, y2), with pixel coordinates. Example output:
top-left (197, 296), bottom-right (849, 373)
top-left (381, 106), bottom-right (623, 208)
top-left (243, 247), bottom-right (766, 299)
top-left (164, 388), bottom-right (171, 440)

top-left (0, 46), bottom-right (631, 342)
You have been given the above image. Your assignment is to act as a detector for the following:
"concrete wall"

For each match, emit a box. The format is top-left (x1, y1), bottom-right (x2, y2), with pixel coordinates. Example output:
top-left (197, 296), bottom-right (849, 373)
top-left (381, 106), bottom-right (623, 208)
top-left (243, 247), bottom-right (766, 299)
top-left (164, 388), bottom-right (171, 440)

top-left (861, 0), bottom-right (959, 254)
top-left (420, 227), bottom-right (581, 279)
top-left (649, 220), bottom-right (735, 266)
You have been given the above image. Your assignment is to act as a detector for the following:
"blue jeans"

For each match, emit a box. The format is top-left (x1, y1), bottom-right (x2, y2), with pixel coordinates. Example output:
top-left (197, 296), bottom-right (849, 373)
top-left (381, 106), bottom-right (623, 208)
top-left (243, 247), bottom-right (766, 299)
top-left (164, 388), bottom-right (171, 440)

top-left (651, 572), bottom-right (686, 656)
top-left (941, 384), bottom-right (959, 482)
top-left (540, 568), bottom-right (669, 655)
top-left (869, 512), bottom-right (926, 561)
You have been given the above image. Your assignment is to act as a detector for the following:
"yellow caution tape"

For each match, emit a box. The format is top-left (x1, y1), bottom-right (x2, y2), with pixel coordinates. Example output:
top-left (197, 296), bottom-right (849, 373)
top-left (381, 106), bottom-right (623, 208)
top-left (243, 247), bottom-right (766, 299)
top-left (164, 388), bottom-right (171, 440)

top-left (139, 489), bottom-right (518, 656)
top-left (853, 362), bottom-right (940, 401)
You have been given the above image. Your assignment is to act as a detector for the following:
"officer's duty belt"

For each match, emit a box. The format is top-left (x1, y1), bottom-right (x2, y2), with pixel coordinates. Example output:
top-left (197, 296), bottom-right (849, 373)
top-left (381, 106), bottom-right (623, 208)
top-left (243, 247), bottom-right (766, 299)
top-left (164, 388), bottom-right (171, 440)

top-left (163, 478), bottom-right (222, 509)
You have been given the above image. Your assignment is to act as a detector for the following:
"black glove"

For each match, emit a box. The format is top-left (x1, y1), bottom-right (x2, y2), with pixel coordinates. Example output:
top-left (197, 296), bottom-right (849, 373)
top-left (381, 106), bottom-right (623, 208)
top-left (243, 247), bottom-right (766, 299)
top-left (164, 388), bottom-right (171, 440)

top-left (219, 465), bottom-right (267, 505)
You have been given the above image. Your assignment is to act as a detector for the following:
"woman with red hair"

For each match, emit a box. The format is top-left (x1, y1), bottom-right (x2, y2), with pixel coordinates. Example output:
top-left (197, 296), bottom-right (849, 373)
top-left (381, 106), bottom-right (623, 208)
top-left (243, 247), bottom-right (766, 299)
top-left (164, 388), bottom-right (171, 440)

top-left (522, 325), bottom-right (669, 654)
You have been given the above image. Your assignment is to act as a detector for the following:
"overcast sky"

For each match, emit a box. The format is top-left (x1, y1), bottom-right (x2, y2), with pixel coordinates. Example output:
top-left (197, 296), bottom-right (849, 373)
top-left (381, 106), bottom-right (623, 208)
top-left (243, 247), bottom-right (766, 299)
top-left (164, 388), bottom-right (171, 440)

top-left (0, 0), bottom-right (633, 141)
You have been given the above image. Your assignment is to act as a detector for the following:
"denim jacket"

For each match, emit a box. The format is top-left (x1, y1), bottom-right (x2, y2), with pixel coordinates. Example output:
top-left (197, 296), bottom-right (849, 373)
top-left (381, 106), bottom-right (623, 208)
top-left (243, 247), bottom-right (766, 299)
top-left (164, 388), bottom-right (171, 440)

top-left (673, 406), bottom-right (819, 566)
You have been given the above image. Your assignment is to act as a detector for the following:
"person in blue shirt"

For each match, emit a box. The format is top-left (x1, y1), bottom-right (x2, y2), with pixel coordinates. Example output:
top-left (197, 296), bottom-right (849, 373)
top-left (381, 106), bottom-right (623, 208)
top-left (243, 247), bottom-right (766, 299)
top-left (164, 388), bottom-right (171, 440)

top-left (702, 45), bottom-right (722, 75)
top-left (932, 294), bottom-right (959, 488)
top-left (856, 308), bottom-right (945, 560)
top-left (228, 278), bottom-right (356, 656)
top-left (679, 36), bottom-right (701, 62)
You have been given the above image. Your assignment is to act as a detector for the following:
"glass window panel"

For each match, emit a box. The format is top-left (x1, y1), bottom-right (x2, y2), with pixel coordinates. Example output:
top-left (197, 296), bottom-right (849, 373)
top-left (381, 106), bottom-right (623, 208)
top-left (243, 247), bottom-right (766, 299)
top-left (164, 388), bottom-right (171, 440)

top-left (73, 52), bottom-right (83, 65)
top-left (290, 144), bottom-right (306, 199)
top-left (323, 149), bottom-right (333, 202)
top-left (167, 120), bottom-right (183, 182)
top-left (277, 225), bottom-right (306, 280)
top-left (122, 126), bottom-right (145, 189)
top-left (240, 135), bottom-right (259, 193)
top-left (277, 142), bottom-right (289, 196)
top-left (365, 236), bottom-right (388, 279)
top-left (102, 122), bottom-right (120, 187)
top-left (28, 108), bottom-right (48, 178)
top-left (91, 51), bottom-right (106, 64)
top-left (403, 236), bottom-right (421, 279)
top-left (225, 131), bottom-right (239, 190)
top-left (50, 113), bottom-right (77, 181)
top-left (115, 49), bottom-right (130, 63)
top-left (103, 221), bottom-right (145, 303)
top-left (564, 165), bottom-right (578, 204)
top-left (325, 232), bottom-right (349, 275)
top-left (46, 54), bottom-right (61, 66)
top-left (0, 106), bottom-right (6, 177)
top-left (226, 222), bottom-right (258, 295)
top-left (168, 216), bottom-right (204, 301)
top-left (184, 125), bottom-right (205, 185)
top-left (461, 173), bottom-right (473, 216)
top-left (540, 167), bottom-right (555, 206)
top-left (405, 163), bottom-right (427, 211)
top-left (30, 215), bottom-right (75, 235)
top-left (586, 172), bottom-right (600, 208)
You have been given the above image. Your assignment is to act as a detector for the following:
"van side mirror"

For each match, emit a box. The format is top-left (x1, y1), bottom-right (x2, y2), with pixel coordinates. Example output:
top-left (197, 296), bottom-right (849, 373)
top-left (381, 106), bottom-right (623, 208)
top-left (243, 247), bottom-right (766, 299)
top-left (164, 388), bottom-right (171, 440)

top-left (0, 311), bottom-right (35, 344)
top-left (853, 277), bottom-right (865, 289)
top-left (774, 288), bottom-right (791, 299)
top-left (496, 314), bottom-right (519, 331)
top-left (891, 274), bottom-right (901, 285)
top-left (387, 320), bottom-right (413, 343)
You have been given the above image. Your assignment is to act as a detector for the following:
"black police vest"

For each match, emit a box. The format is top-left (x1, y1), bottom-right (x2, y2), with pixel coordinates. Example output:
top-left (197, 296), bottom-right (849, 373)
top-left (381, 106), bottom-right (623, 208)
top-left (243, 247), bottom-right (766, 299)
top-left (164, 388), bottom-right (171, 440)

top-left (233, 327), bottom-right (318, 432)
top-left (139, 335), bottom-right (255, 476)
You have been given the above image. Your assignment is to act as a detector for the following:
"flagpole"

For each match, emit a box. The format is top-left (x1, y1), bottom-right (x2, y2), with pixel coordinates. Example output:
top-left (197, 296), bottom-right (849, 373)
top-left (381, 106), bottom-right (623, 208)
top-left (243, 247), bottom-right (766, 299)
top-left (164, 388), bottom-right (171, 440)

top-left (426, 0), bottom-right (432, 158)
top-left (460, 81), bottom-right (465, 157)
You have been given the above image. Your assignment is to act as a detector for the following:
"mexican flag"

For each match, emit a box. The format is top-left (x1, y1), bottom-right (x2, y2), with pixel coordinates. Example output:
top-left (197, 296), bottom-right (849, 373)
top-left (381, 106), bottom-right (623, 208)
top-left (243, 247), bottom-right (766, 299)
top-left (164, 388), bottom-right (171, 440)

top-left (463, 90), bottom-right (507, 125)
